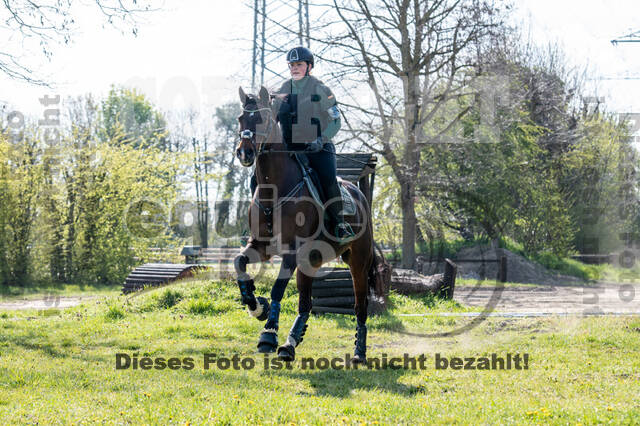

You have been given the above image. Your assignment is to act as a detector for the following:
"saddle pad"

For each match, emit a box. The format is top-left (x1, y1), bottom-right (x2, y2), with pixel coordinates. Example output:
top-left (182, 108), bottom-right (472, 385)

top-left (337, 177), bottom-right (357, 216)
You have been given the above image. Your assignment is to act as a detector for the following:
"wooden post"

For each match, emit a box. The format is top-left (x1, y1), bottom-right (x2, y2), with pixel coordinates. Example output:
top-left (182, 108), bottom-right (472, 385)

top-left (358, 175), bottom-right (371, 206)
top-left (441, 258), bottom-right (457, 299)
top-left (499, 256), bottom-right (507, 282)
top-left (369, 170), bottom-right (376, 206)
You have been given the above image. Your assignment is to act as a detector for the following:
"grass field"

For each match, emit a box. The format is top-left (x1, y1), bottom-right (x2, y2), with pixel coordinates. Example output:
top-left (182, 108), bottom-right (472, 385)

top-left (1, 272), bottom-right (639, 424)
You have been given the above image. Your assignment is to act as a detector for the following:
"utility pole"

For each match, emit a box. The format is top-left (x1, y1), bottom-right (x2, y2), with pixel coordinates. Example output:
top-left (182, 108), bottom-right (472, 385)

top-left (249, 0), bottom-right (311, 90)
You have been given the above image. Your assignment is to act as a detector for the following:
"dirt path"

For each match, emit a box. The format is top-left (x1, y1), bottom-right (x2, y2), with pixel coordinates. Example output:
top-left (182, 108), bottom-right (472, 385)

top-left (2, 283), bottom-right (639, 315)
top-left (0, 296), bottom-right (95, 311)
top-left (453, 282), bottom-right (640, 314)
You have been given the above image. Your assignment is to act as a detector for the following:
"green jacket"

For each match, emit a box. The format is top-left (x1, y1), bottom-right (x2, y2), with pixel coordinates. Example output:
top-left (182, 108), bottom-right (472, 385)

top-left (276, 76), bottom-right (341, 143)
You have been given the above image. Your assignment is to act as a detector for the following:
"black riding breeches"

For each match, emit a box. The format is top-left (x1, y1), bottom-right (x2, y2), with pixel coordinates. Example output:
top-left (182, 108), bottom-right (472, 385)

top-left (306, 142), bottom-right (337, 192)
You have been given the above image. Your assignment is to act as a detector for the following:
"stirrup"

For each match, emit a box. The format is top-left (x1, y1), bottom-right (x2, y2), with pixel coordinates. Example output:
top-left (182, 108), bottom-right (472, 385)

top-left (335, 222), bottom-right (355, 242)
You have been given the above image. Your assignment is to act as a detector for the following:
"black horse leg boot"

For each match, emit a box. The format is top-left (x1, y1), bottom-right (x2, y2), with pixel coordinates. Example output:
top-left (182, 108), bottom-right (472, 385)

top-left (353, 321), bottom-right (367, 364)
top-left (277, 311), bottom-right (310, 361)
top-left (257, 300), bottom-right (281, 353)
top-left (238, 279), bottom-right (270, 321)
top-left (324, 181), bottom-right (355, 242)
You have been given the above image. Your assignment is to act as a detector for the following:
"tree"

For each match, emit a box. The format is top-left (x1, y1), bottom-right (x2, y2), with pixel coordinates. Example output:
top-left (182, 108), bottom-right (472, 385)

top-left (169, 108), bottom-right (215, 247)
top-left (0, 0), bottom-right (154, 84)
top-left (309, 0), bottom-right (508, 267)
top-left (557, 114), bottom-right (638, 254)
top-left (100, 87), bottom-right (169, 150)
top-left (0, 125), bottom-right (42, 285)
top-left (211, 102), bottom-right (252, 244)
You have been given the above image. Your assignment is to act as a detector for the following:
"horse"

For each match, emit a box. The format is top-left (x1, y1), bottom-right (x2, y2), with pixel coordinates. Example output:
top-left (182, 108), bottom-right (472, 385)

top-left (233, 85), bottom-right (378, 364)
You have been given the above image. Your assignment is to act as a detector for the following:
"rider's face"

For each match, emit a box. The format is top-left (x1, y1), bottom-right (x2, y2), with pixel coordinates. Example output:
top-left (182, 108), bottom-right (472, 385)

top-left (289, 61), bottom-right (310, 80)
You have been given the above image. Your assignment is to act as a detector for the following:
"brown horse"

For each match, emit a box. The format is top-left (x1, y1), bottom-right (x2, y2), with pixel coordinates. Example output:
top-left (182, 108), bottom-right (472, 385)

top-left (233, 86), bottom-right (377, 364)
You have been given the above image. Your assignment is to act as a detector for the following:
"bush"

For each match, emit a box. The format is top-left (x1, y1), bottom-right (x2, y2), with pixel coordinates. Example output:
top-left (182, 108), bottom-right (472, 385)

top-left (157, 289), bottom-right (183, 309)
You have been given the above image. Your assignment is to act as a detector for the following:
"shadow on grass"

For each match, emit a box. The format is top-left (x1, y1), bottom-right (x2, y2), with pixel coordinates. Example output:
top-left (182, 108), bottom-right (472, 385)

top-left (279, 367), bottom-right (420, 398)
top-left (1, 331), bottom-right (70, 359)
top-left (314, 311), bottom-right (407, 333)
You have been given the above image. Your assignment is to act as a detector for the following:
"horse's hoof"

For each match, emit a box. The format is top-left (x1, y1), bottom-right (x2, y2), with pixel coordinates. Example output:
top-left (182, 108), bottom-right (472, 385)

top-left (257, 330), bottom-right (278, 353)
top-left (277, 343), bottom-right (295, 361)
top-left (351, 353), bottom-right (367, 365)
top-left (255, 296), bottom-right (270, 321)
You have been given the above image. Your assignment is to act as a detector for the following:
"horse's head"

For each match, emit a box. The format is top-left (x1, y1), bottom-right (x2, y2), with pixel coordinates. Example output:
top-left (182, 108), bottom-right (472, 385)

top-left (236, 86), bottom-right (274, 167)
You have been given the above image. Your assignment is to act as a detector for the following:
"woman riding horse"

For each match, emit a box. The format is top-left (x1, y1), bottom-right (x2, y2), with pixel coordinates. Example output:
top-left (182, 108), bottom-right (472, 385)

top-left (234, 48), bottom-right (377, 364)
top-left (250, 46), bottom-right (355, 242)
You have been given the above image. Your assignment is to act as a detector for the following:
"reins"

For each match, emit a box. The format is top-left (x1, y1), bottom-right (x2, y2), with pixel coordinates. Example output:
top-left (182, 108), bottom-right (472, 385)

top-left (240, 98), bottom-right (371, 235)
top-left (241, 102), bottom-right (305, 234)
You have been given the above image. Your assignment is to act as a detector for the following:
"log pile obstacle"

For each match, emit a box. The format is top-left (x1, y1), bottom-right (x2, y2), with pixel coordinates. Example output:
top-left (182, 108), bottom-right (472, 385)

top-left (310, 267), bottom-right (388, 315)
top-left (121, 263), bottom-right (202, 294)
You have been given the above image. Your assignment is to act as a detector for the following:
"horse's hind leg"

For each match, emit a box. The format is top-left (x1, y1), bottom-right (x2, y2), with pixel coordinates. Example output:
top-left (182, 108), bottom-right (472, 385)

top-left (277, 268), bottom-right (315, 361)
top-left (257, 253), bottom-right (297, 353)
top-left (234, 243), bottom-right (269, 321)
top-left (349, 249), bottom-right (374, 364)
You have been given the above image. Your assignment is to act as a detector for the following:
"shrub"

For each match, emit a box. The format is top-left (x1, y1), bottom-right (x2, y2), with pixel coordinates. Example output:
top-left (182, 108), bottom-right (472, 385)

top-left (157, 289), bottom-right (182, 309)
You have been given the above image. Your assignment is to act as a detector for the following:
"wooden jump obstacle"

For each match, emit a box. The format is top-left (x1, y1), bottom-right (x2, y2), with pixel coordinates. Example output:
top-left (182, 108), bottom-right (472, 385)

top-left (310, 153), bottom-right (384, 315)
top-left (311, 268), bottom-right (357, 315)
top-left (121, 263), bottom-right (201, 294)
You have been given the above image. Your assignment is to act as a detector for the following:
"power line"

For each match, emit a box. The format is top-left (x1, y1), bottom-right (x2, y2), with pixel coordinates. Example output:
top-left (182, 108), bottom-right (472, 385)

top-left (611, 29), bottom-right (640, 45)
top-left (250, 0), bottom-right (312, 90)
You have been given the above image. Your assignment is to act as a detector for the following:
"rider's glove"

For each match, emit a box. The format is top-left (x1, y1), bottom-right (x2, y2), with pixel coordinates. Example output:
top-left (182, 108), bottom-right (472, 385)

top-left (305, 137), bottom-right (324, 153)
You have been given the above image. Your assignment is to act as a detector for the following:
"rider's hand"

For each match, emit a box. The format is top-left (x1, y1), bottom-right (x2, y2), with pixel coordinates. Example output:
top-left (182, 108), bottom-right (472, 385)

top-left (305, 137), bottom-right (324, 153)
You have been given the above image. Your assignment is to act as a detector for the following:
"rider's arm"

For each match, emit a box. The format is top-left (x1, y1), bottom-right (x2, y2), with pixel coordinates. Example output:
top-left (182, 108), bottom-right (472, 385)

top-left (319, 86), bottom-right (341, 141)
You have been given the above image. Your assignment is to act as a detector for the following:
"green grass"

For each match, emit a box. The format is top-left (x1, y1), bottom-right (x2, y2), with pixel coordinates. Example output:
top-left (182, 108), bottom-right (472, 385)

top-left (1, 274), bottom-right (639, 424)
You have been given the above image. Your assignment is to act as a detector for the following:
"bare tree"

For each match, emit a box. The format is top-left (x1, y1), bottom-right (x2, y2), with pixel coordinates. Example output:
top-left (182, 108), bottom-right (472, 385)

top-left (169, 109), bottom-right (213, 248)
top-left (310, 0), bottom-right (508, 267)
top-left (0, 0), bottom-right (156, 84)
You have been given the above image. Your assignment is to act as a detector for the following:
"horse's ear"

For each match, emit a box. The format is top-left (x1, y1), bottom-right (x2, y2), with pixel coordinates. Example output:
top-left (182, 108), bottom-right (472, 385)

top-left (258, 86), bottom-right (270, 106)
top-left (239, 87), bottom-right (247, 104)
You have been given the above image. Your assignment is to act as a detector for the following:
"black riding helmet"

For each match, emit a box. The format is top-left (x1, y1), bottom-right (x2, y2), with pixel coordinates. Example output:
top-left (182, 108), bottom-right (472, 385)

top-left (286, 46), bottom-right (314, 69)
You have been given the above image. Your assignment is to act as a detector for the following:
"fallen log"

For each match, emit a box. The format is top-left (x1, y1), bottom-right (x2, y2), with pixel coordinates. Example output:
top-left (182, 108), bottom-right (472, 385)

top-left (390, 259), bottom-right (456, 299)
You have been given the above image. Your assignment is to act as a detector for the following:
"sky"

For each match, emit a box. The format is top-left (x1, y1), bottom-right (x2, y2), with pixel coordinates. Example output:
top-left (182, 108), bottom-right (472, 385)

top-left (1, 0), bottom-right (640, 117)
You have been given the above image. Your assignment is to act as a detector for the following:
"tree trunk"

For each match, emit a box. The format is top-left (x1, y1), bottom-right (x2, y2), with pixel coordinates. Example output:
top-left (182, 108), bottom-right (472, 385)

top-left (64, 173), bottom-right (75, 281)
top-left (400, 178), bottom-right (416, 269)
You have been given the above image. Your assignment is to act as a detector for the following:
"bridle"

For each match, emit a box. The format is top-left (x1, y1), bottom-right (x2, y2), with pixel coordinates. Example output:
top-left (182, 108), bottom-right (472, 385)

top-left (238, 105), bottom-right (276, 156)
top-left (237, 100), bottom-right (305, 235)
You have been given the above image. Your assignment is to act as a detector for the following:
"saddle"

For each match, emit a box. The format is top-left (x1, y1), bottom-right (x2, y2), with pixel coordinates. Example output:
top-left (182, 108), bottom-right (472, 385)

top-left (293, 153), bottom-right (356, 217)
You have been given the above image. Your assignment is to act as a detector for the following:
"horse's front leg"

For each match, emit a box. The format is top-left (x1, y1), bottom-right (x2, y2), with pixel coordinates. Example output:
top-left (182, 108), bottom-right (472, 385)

top-left (257, 253), bottom-right (297, 353)
top-left (234, 243), bottom-right (270, 321)
top-left (277, 268), bottom-right (315, 361)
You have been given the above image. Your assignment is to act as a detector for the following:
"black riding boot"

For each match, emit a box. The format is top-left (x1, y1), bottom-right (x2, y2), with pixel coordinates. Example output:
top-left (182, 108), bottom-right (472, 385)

top-left (324, 181), bottom-right (355, 242)
top-left (250, 173), bottom-right (257, 195)
top-left (277, 312), bottom-right (310, 361)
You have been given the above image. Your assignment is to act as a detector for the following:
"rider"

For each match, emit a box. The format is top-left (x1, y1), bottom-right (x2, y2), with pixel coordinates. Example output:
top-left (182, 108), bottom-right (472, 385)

top-left (250, 46), bottom-right (355, 241)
